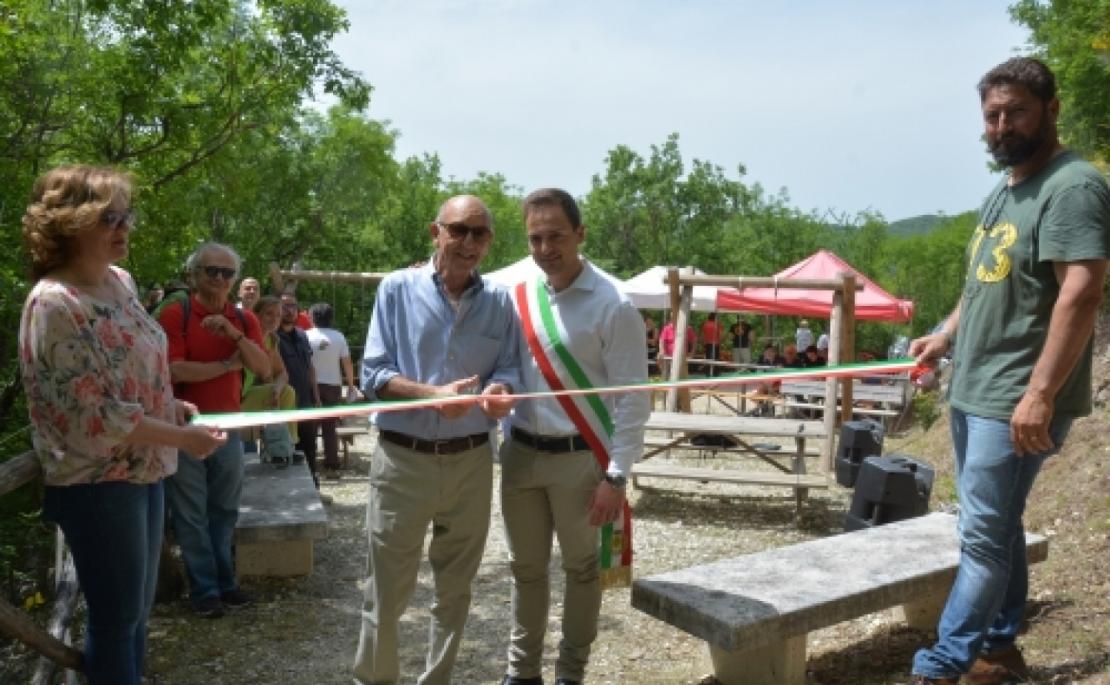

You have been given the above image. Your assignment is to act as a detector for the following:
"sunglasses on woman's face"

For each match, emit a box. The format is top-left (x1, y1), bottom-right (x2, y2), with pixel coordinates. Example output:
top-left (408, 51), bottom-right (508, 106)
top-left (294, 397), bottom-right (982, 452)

top-left (101, 209), bottom-right (136, 231)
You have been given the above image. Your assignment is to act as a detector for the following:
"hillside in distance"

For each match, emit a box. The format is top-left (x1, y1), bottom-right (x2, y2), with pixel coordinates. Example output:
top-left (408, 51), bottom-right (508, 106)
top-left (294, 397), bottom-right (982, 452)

top-left (886, 213), bottom-right (946, 238)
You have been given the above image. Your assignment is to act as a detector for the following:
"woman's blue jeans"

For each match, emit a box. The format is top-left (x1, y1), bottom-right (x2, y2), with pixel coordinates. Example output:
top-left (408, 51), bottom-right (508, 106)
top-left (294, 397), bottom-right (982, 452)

top-left (43, 481), bottom-right (164, 685)
top-left (912, 407), bottom-right (1072, 679)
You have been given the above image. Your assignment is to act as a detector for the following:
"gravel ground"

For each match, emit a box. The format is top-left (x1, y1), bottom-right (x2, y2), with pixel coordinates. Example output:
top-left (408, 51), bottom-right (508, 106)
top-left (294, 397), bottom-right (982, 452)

top-left (140, 415), bottom-right (930, 685)
top-left (8, 387), bottom-right (1107, 684)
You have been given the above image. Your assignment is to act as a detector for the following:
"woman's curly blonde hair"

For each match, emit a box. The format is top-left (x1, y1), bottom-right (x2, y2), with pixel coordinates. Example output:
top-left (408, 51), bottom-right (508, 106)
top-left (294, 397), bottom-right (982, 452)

top-left (22, 165), bottom-right (133, 281)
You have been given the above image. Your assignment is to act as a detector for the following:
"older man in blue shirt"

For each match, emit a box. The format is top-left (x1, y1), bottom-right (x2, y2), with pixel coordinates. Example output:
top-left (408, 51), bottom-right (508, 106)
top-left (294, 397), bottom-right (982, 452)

top-left (354, 194), bottom-right (520, 685)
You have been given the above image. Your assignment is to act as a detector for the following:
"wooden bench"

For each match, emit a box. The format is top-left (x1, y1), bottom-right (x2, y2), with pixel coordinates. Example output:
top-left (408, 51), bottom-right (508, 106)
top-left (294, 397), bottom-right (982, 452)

top-left (641, 412), bottom-right (828, 512)
top-left (633, 462), bottom-right (827, 490)
top-left (642, 437), bottom-right (821, 460)
top-left (781, 378), bottom-right (911, 428)
top-left (235, 460), bottom-right (328, 577)
top-left (336, 424), bottom-right (368, 466)
top-left (631, 512), bottom-right (1048, 685)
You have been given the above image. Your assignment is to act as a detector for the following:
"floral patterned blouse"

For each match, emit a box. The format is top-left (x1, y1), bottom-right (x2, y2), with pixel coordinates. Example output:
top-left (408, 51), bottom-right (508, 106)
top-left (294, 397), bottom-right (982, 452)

top-left (19, 266), bottom-right (177, 485)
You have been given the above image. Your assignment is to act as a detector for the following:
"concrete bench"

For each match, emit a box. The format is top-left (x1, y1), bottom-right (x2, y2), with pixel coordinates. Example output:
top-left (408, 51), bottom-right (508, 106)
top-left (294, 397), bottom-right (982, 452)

top-left (235, 460), bottom-right (328, 577)
top-left (631, 512), bottom-right (1048, 685)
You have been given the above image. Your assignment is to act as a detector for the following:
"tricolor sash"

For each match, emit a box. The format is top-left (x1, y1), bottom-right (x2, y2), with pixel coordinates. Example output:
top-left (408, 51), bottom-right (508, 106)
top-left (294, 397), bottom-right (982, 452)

top-left (514, 279), bottom-right (633, 588)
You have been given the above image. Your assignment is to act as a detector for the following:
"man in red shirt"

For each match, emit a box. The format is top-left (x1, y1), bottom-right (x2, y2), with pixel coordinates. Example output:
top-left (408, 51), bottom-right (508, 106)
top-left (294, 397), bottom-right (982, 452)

top-left (159, 243), bottom-right (270, 618)
top-left (700, 312), bottom-right (722, 376)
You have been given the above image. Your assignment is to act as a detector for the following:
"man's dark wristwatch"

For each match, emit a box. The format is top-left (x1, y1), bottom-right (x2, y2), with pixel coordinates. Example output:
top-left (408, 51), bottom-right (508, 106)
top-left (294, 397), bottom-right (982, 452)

top-left (604, 473), bottom-right (628, 490)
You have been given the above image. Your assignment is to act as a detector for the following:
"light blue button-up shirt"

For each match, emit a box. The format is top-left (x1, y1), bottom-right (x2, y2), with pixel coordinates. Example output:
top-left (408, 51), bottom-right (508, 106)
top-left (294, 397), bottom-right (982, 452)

top-left (361, 261), bottom-right (521, 439)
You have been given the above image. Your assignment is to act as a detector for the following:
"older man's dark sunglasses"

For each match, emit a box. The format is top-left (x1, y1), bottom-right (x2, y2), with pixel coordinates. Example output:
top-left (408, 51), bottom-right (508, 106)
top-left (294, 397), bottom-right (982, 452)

top-left (437, 221), bottom-right (492, 242)
top-left (200, 265), bottom-right (237, 280)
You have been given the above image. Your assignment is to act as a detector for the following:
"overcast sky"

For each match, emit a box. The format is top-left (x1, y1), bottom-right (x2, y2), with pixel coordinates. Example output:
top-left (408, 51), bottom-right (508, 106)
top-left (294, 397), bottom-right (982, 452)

top-left (328, 1), bottom-right (1031, 222)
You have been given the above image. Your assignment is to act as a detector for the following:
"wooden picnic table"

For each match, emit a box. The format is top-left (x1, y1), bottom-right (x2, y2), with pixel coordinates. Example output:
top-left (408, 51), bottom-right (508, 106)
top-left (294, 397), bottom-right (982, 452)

top-left (637, 411), bottom-right (828, 513)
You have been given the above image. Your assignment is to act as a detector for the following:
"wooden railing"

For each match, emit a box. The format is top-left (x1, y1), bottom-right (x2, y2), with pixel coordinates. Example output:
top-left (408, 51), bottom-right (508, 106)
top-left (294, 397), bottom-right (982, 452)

top-left (0, 450), bottom-right (83, 683)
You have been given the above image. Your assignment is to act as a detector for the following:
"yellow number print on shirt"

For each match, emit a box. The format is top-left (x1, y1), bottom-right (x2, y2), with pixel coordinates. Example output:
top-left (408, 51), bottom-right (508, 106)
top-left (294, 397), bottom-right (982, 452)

top-left (968, 222), bottom-right (1017, 283)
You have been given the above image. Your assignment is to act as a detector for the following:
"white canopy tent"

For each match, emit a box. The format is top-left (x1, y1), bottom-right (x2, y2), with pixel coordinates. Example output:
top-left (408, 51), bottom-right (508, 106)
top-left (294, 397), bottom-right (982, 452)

top-left (621, 266), bottom-right (718, 311)
top-left (484, 256), bottom-right (545, 288)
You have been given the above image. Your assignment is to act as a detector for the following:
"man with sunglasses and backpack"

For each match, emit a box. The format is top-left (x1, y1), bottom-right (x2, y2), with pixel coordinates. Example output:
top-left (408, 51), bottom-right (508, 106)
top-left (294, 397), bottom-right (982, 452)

top-left (158, 242), bottom-right (270, 618)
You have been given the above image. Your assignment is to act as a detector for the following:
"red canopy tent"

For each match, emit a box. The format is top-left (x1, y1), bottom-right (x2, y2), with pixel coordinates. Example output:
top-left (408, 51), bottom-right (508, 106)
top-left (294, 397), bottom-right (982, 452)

top-left (715, 249), bottom-right (914, 322)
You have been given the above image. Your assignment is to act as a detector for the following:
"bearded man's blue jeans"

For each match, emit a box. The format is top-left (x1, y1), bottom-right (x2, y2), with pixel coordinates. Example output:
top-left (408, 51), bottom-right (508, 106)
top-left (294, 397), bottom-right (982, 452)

top-left (43, 481), bottom-right (164, 685)
top-left (912, 407), bottom-right (1072, 679)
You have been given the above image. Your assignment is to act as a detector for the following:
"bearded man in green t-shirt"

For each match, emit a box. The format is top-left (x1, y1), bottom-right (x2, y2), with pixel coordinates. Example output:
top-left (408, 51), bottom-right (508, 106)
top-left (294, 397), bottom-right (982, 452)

top-left (906, 57), bottom-right (1109, 685)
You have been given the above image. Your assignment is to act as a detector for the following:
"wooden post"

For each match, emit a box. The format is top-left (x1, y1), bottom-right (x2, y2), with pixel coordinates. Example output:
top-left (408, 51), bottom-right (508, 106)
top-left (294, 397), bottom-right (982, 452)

top-left (666, 268), bottom-right (695, 413)
top-left (0, 452), bottom-right (40, 496)
top-left (839, 272), bottom-right (857, 426)
top-left (823, 294), bottom-right (842, 472)
top-left (268, 262), bottom-right (284, 294)
top-left (31, 531), bottom-right (80, 685)
top-left (0, 594), bottom-right (83, 673)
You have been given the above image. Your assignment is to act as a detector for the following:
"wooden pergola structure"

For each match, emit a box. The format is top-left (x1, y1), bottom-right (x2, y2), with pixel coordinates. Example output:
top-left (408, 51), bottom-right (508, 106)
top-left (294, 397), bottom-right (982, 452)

top-left (663, 266), bottom-right (861, 471)
top-left (267, 263), bottom-right (389, 292)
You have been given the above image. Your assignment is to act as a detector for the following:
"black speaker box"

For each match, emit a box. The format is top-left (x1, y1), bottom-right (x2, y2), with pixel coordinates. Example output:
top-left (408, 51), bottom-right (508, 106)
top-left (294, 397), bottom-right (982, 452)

top-left (844, 454), bottom-right (935, 531)
top-left (835, 419), bottom-right (884, 488)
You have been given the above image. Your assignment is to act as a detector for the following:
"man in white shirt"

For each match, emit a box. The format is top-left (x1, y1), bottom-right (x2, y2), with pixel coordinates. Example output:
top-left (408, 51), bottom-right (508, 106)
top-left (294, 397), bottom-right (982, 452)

top-left (237, 277), bottom-right (260, 311)
top-left (795, 319), bottom-right (814, 351)
top-left (305, 302), bottom-right (357, 478)
top-left (500, 188), bottom-right (650, 685)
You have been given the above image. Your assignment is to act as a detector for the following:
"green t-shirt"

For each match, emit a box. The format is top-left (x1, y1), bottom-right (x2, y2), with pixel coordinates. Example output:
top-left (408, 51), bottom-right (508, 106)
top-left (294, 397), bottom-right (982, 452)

top-left (949, 151), bottom-right (1110, 420)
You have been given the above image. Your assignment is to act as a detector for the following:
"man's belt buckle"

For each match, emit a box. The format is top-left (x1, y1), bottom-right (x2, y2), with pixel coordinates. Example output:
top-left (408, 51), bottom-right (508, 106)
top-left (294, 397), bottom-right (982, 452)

top-left (431, 437), bottom-right (463, 454)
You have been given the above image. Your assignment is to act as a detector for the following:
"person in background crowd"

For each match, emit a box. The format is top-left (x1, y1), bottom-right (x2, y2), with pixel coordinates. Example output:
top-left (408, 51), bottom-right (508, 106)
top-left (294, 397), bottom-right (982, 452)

top-left (795, 319), bottom-right (814, 351)
top-left (237, 277), bottom-right (260, 311)
top-left (236, 274), bottom-right (264, 456)
top-left (240, 295), bottom-right (298, 449)
top-left (353, 194), bottom-right (518, 685)
top-left (905, 56), bottom-right (1108, 685)
top-left (658, 316), bottom-right (695, 379)
top-left (159, 242), bottom-right (270, 619)
top-left (754, 344), bottom-right (785, 416)
top-left (277, 291), bottom-right (321, 485)
top-left (306, 302), bottom-right (358, 480)
top-left (143, 283), bottom-right (164, 314)
top-left (816, 331), bottom-right (830, 361)
top-left (731, 319), bottom-right (753, 365)
top-left (700, 312), bottom-right (721, 376)
top-left (644, 314), bottom-right (659, 375)
top-left (782, 344), bottom-right (805, 369)
top-left (19, 165), bottom-right (225, 684)
top-left (803, 345), bottom-right (824, 367)
top-left (150, 278), bottom-right (189, 320)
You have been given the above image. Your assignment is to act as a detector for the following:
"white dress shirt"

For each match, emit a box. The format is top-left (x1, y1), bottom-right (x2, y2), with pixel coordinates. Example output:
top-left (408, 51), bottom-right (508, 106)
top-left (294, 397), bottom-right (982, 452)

top-left (511, 260), bottom-right (650, 478)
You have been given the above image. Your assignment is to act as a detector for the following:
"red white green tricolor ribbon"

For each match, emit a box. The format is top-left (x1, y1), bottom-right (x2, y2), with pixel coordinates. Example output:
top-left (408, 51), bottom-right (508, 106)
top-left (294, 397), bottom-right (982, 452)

top-left (190, 358), bottom-right (919, 431)
top-left (514, 279), bottom-right (633, 587)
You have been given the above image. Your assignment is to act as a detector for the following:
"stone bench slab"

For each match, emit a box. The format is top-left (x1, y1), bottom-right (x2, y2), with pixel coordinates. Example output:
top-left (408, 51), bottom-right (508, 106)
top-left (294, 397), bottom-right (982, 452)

top-left (632, 512), bottom-right (1047, 653)
top-left (236, 460), bottom-right (328, 544)
top-left (235, 460), bottom-right (327, 577)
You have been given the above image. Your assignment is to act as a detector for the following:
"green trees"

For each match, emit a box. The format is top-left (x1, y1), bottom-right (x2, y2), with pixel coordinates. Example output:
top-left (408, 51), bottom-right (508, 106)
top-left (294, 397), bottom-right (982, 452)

top-left (1011, 0), bottom-right (1110, 163)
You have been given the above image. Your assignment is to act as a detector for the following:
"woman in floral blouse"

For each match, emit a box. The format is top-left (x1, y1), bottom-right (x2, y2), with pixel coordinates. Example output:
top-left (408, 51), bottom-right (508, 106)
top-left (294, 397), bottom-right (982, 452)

top-left (19, 165), bottom-right (225, 685)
